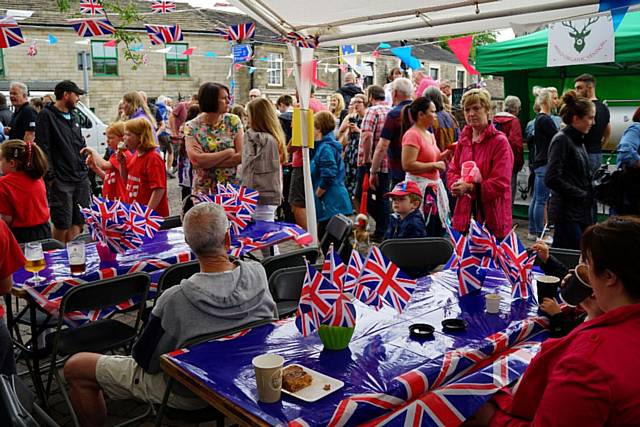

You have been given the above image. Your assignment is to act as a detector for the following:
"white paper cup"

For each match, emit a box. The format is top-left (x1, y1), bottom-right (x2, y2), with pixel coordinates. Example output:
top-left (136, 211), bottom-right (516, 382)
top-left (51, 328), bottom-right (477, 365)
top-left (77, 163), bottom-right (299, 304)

top-left (252, 353), bottom-right (284, 403)
top-left (485, 293), bottom-right (502, 314)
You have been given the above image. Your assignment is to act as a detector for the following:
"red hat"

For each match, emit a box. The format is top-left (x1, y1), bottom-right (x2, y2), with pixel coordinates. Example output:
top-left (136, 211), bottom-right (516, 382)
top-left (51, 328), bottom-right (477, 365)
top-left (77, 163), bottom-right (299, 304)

top-left (385, 180), bottom-right (422, 198)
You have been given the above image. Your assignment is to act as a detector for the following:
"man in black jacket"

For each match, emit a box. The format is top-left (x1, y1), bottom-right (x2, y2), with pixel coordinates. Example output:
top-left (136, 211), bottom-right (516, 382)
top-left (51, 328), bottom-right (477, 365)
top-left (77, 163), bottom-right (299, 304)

top-left (0, 93), bottom-right (12, 127)
top-left (337, 72), bottom-right (363, 107)
top-left (36, 80), bottom-right (90, 243)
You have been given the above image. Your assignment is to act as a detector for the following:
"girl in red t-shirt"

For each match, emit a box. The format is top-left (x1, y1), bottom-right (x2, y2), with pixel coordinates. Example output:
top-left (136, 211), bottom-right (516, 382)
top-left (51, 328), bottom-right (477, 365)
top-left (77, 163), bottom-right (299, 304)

top-left (0, 139), bottom-right (52, 243)
top-left (82, 122), bottom-right (132, 200)
top-left (118, 118), bottom-right (169, 217)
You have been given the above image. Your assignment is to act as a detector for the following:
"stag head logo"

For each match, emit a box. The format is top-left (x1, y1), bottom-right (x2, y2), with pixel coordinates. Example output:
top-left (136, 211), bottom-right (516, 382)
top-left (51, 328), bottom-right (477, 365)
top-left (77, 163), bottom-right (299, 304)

top-left (562, 17), bottom-right (599, 53)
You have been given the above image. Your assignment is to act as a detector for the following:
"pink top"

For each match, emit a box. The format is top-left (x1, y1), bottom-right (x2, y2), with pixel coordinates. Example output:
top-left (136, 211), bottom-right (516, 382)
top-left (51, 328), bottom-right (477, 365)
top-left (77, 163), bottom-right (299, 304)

top-left (402, 127), bottom-right (441, 180)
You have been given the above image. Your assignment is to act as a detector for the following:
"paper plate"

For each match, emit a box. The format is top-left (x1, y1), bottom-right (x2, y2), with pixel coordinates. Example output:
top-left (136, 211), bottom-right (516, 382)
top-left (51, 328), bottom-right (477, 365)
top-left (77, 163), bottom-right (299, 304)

top-left (281, 364), bottom-right (344, 402)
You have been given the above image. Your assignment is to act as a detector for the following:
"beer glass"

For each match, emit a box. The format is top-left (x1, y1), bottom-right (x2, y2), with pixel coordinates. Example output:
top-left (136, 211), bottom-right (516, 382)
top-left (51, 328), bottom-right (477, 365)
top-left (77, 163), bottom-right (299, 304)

top-left (24, 242), bottom-right (46, 283)
top-left (67, 241), bottom-right (86, 276)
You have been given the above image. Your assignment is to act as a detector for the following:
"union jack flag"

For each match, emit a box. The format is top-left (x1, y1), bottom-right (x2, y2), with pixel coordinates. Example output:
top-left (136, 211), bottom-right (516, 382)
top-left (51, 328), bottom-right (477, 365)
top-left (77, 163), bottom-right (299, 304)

top-left (144, 24), bottom-right (183, 45)
top-left (281, 31), bottom-right (319, 48)
top-left (127, 202), bottom-right (164, 239)
top-left (150, 0), bottom-right (176, 14)
top-left (444, 222), bottom-right (466, 270)
top-left (80, 0), bottom-right (105, 15)
top-left (282, 225), bottom-right (313, 246)
top-left (356, 246), bottom-right (416, 314)
top-left (295, 263), bottom-right (339, 336)
top-left (344, 250), bottom-right (364, 294)
top-left (213, 22), bottom-right (256, 42)
top-left (456, 239), bottom-right (486, 296)
top-left (69, 17), bottom-right (116, 38)
top-left (230, 184), bottom-right (259, 215)
top-left (0, 17), bottom-right (24, 48)
top-left (468, 219), bottom-right (499, 268)
top-left (322, 245), bottom-right (345, 291)
top-left (321, 293), bottom-right (356, 328)
top-left (496, 230), bottom-right (536, 300)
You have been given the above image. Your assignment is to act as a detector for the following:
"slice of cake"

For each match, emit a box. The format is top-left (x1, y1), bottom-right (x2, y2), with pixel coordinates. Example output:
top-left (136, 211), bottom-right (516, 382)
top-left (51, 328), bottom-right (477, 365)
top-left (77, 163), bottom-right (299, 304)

top-left (282, 366), bottom-right (313, 392)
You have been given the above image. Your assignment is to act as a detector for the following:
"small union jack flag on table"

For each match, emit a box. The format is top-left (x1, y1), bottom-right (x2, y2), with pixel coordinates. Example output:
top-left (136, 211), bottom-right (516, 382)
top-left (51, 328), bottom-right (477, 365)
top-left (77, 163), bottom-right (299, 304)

top-left (295, 263), bottom-right (341, 336)
top-left (0, 17), bottom-right (24, 48)
top-left (150, 0), bottom-right (176, 14)
top-left (444, 222), bottom-right (466, 270)
top-left (344, 249), bottom-right (364, 294)
top-left (322, 244), bottom-right (346, 291)
top-left (496, 230), bottom-right (537, 300)
top-left (80, 0), bottom-right (105, 15)
top-left (468, 219), bottom-right (499, 268)
top-left (456, 237), bottom-right (487, 296)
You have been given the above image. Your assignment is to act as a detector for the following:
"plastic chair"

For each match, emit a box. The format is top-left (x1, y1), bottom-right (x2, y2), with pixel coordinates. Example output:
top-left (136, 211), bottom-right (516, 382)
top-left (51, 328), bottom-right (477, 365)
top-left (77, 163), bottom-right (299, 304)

top-left (44, 272), bottom-right (151, 427)
top-left (379, 237), bottom-right (454, 278)
top-left (260, 246), bottom-right (319, 280)
top-left (319, 214), bottom-right (353, 261)
top-left (159, 215), bottom-right (182, 230)
top-left (154, 318), bottom-right (276, 427)
top-left (268, 264), bottom-right (322, 319)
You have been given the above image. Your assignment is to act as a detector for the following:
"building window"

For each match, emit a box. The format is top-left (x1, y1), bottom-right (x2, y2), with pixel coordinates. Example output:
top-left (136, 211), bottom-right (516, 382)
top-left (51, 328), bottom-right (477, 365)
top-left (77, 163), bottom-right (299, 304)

top-left (165, 43), bottom-right (189, 77)
top-left (429, 66), bottom-right (439, 81)
top-left (91, 41), bottom-right (118, 76)
top-left (457, 70), bottom-right (466, 88)
top-left (267, 52), bottom-right (283, 87)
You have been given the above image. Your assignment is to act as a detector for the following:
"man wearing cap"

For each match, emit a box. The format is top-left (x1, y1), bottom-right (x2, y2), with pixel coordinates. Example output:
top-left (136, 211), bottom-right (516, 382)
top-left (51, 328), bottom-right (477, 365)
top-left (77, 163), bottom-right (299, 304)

top-left (36, 80), bottom-right (90, 243)
top-left (383, 180), bottom-right (427, 240)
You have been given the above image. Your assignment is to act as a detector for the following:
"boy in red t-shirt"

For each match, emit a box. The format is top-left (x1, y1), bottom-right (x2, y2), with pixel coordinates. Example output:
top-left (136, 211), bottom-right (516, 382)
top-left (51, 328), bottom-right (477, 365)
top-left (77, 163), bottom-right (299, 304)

top-left (82, 122), bottom-right (132, 200)
top-left (0, 219), bottom-right (24, 374)
top-left (0, 139), bottom-right (52, 243)
top-left (118, 118), bottom-right (169, 217)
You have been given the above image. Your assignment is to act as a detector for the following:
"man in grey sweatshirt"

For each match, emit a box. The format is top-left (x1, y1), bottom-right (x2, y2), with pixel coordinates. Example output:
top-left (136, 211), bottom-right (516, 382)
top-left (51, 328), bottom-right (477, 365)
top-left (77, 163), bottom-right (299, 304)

top-left (63, 203), bottom-right (276, 426)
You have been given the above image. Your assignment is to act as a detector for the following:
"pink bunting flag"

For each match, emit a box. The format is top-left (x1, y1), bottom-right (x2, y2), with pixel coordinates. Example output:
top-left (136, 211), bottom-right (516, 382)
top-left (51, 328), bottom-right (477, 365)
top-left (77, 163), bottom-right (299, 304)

top-left (339, 64), bottom-right (348, 72)
top-left (286, 67), bottom-right (293, 77)
top-left (103, 39), bottom-right (117, 47)
top-left (372, 50), bottom-right (381, 58)
top-left (311, 60), bottom-right (328, 88)
top-left (181, 47), bottom-right (195, 55)
top-left (234, 63), bottom-right (242, 71)
top-left (446, 35), bottom-right (480, 75)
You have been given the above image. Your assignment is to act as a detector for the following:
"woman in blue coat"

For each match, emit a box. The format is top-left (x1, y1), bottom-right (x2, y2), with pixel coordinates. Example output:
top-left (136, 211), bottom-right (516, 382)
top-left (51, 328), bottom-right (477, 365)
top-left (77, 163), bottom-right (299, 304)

top-left (311, 111), bottom-right (353, 236)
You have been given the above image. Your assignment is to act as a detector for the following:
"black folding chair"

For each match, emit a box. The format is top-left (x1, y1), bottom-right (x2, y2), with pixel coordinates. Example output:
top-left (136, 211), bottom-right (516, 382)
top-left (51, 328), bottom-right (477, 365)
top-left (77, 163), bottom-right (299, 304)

top-left (44, 272), bottom-right (151, 427)
top-left (319, 214), bottom-right (353, 261)
top-left (160, 215), bottom-right (182, 230)
top-left (156, 260), bottom-right (200, 298)
top-left (379, 237), bottom-right (454, 278)
top-left (268, 264), bottom-right (322, 319)
top-left (18, 238), bottom-right (64, 251)
top-left (549, 248), bottom-right (581, 270)
top-left (72, 233), bottom-right (94, 244)
top-left (260, 246), bottom-right (319, 280)
top-left (154, 318), bottom-right (276, 427)
top-left (0, 374), bottom-right (59, 427)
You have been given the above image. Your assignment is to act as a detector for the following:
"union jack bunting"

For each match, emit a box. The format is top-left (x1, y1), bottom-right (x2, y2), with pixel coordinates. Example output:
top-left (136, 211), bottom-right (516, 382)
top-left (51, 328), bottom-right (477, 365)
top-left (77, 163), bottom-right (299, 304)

top-left (213, 22), bottom-right (256, 42)
top-left (281, 31), bottom-right (319, 48)
top-left (79, 0), bottom-right (105, 15)
top-left (356, 246), bottom-right (416, 314)
top-left (344, 250), bottom-right (364, 294)
top-left (127, 202), bottom-right (164, 239)
top-left (322, 245), bottom-right (346, 291)
top-left (0, 17), bottom-right (24, 48)
top-left (69, 17), bottom-right (116, 38)
top-left (456, 239), bottom-right (486, 296)
top-left (150, 0), bottom-right (176, 14)
top-left (496, 230), bottom-right (536, 300)
top-left (468, 219), bottom-right (499, 268)
top-left (444, 222), bottom-right (466, 270)
top-left (144, 24), bottom-right (183, 45)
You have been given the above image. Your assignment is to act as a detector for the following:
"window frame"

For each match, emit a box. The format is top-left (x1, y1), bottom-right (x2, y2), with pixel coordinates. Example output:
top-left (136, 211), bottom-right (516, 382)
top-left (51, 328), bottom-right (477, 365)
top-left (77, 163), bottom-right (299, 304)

top-left (456, 69), bottom-right (466, 89)
top-left (165, 43), bottom-right (190, 78)
top-left (266, 52), bottom-right (283, 87)
top-left (90, 40), bottom-right (118, 77)
top-left (429, 65), bottom-right (440, 81)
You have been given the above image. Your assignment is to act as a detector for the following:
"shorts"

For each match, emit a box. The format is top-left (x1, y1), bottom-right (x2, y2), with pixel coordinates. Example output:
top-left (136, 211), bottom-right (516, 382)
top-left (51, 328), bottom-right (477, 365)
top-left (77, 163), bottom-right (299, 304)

top-left (288, 166), bottom-right (306, 208)
top-left (158, 134), bottom-right (173, 154)
top-left (96, 355), bottom-right (207, 410)
top-left (47, 179), bottom-right (91, 229)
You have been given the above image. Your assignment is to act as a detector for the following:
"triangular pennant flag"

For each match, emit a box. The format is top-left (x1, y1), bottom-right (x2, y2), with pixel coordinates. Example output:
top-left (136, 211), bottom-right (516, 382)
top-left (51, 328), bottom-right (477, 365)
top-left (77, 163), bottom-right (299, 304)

top-left (390, 46), bottom-right (421, 69)
top-left (205, 51), bottom-right (218, 58)
top-left (286, 67), bottom-right (293, 77)
top-left (234, 63), bottom-right (242, 71)
top-left (599, 0), bottom-right (638, 31)
top-left (258, 56), bottom-right (269, 61)
top-left (181, 47), bottom-right (195, 55)
top-left (47, 34), bottom-right (58, 45)
top-left (130, 44), bottom-right (144, 52)
top-left (372, 50), bottom-right (381, 58)
top-left (103, 39), bottom-right (117, 47)
top-left (248, 66), bottom-right (257, 74)
top-left (311, 60), bottom-right (328, 88)
top-left (446, 35), bottom-right (480, 75)
top-left (377, 42), bottom-right (391, 49)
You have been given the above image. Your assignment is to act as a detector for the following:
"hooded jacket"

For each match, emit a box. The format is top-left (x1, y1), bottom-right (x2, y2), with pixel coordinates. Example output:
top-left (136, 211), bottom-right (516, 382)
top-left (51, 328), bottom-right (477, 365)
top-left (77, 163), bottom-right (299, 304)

top-left (311, 131), bottom-right (352, 222)
top-left (493, 112), bottom-right (524, 173)
top-left (337, 83), bottom-right (363, 107)
top-left (241, 129), bottom-right (283, 206)
top-left (132, 260), bottom-right (276, 374)
top-left (447, 123), bottom-right (513, 239)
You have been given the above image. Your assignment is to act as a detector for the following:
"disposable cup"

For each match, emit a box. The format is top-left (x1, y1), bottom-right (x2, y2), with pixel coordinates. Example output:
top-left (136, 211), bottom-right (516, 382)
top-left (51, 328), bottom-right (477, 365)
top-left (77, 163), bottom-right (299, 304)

top-left (485, 293), bottom-right (502, 314)
top-left (252, 353), bottom-right (284, 403)
top-left (560, 264), bottom-right (592, 306)
top-left (536, 275), bottom-right (560, 304)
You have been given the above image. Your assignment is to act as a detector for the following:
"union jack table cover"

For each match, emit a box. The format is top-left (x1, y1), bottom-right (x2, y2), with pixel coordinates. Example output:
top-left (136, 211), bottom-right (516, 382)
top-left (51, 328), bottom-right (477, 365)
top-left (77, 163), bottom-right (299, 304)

top-left (12, 220), bottom-right (309, 326)
top-left (165, 268), bottom-right (549, 426)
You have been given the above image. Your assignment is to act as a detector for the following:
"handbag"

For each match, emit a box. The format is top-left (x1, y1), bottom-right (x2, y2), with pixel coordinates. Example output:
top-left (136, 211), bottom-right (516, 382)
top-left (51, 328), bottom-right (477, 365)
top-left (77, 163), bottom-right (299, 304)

top-left (592, 165), bottom-right (623, 207)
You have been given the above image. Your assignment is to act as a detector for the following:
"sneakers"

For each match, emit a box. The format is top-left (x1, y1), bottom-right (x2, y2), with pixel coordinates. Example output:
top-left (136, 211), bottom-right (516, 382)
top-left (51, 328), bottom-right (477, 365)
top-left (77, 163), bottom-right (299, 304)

top-left (527, 233), bottom-right (553, 244)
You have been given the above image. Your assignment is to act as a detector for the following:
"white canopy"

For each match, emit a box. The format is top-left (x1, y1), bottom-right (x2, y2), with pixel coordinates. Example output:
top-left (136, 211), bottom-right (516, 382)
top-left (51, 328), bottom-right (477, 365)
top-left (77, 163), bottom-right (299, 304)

top-left (229, 0), bottom-right (604, 45)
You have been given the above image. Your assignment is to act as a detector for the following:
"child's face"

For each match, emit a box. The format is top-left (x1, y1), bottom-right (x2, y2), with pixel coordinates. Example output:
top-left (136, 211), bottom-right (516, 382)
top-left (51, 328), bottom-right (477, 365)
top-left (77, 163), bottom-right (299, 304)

top-left (124, 130), bottom-right (140, 151)
top-left (391, 195), bottom-right (418, 217)
top-left (106, 130), bottom-right (123, 150)
top-left (0, 153), bottom-right (9, 175)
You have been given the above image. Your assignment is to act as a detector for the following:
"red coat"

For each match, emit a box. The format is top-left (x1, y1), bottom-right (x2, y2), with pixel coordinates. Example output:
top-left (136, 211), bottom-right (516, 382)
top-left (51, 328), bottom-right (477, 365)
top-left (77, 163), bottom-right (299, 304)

top-left (491, 303), bottom-right (640, 427)
top-left (493, 113), bottom-right (524, 173)
top-left (447, 124), bottom-right (513, 239)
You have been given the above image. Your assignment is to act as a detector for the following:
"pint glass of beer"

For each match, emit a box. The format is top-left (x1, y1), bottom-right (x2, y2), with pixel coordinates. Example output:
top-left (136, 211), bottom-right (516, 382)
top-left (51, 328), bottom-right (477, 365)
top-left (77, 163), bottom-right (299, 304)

top-left (24, 242), bottom-right (46, 283)
top-left (67, 241), bottom-right (86, 276)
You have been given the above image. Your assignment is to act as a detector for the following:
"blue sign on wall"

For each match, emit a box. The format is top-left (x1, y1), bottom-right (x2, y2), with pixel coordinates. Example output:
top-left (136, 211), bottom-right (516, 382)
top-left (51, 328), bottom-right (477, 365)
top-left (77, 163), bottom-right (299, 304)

top-left (233, 44), bottom-right (253, 64)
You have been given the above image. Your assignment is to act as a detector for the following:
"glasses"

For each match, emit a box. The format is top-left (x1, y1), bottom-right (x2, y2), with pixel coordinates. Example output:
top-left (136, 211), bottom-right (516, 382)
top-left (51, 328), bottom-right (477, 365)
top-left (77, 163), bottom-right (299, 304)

top-left (24, 242), bottom-right (46, 283)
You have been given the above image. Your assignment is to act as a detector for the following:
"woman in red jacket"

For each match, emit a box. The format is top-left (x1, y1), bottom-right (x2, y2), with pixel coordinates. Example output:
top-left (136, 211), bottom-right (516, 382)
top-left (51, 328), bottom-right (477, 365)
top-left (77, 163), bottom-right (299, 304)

top-left (447, 89), bottom-right (514, 239)
top-left (468, 216), bottom-right (640, 427)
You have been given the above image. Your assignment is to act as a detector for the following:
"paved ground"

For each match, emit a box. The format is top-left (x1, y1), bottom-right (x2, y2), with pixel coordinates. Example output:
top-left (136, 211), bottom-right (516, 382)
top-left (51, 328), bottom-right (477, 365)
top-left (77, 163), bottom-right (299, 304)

top-left (11, 177), bottom-right (542, 426)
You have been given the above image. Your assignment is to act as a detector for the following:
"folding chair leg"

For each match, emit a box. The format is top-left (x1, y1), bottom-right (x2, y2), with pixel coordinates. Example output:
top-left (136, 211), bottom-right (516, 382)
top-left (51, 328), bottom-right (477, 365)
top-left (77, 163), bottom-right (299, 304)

top-left (154, 377), bottom-right (174, 427)
top-left (113, 403), bottom-right (155, 427)
top-left (54, 367), bottom-right (81, 427)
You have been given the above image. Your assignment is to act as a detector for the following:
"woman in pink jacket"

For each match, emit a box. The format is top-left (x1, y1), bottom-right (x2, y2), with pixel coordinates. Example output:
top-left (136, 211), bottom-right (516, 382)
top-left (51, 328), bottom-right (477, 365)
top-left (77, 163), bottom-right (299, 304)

top-left (467, 216), bottom-right (640, 427)
top-left (447, 89), bottom-right (513, 239)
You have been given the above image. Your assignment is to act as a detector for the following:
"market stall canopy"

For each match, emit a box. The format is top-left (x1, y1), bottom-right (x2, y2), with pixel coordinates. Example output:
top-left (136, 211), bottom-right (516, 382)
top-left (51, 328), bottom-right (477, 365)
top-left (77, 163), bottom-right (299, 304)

top-left (476, 10), bottom-right (640, 74)
top-left (229, 0), bottom-right (606, 46)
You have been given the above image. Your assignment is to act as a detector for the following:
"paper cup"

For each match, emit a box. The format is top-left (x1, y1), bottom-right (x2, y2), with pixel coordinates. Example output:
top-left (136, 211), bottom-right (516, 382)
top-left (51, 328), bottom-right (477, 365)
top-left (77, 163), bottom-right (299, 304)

top-left (560, 264), bottom-right (592, 306)
top-left (536, 275), bottom-right (560, 304)
top-left (485, 293), bottom-right (502, 314)
top-left (252, 353), bottom-right (284, 403)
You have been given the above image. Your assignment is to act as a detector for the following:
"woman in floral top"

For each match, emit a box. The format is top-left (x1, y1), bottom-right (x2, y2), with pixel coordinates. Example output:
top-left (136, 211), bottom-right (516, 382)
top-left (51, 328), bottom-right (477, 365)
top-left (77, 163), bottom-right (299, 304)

top-left (185, 82), bottom-right (243, 194)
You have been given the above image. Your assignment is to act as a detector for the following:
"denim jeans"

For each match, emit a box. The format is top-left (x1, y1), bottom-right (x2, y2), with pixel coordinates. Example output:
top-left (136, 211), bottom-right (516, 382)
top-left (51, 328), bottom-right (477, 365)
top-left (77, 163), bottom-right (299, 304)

top-left (587, 152), bottom-right (603, 175)
top-left (528, 165), bottom-right (550, 235)
top-left (553, 221), bottom-right (588, 250)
